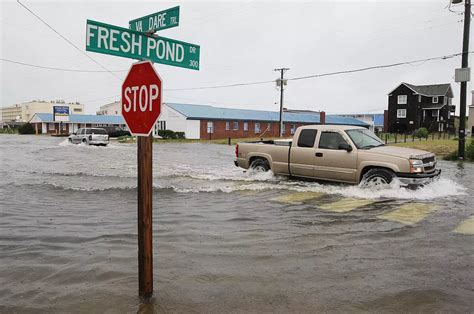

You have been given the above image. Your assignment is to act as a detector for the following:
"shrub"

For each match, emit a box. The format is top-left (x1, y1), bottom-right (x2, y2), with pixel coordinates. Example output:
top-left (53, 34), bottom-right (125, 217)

top-left (414, 127), bottom-right (429, 139)
top-left (18, 123), bottom-right (35, 134)
top-left (466, 141), bottom-right (474, 161)
top-left (158, 130), bottom-right (177, 139)
top-left (175, 132), bottom-right (185, 139)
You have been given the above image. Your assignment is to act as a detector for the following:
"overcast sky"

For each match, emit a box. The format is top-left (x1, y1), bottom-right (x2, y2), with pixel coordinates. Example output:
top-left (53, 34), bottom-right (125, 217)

top-left (1, 0), bottom-right (472, 115)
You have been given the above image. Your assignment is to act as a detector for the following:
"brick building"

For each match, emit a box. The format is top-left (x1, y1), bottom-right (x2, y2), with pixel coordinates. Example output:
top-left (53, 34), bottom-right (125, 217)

top-left (157, 103), bottom-right (368, 140)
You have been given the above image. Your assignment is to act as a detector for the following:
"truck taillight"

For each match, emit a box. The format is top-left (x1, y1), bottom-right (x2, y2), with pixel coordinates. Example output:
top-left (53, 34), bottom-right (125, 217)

top-left (235, 144), bottom-right (239, 158)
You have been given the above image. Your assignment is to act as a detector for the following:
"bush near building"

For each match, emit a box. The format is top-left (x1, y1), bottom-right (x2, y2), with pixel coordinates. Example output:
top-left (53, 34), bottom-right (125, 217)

top-left (18, 123), bottom-right (35, 134)
top-left (414, 127), bottom-right (429, 139)
top-left (157, 130), bottom-right (185, 139)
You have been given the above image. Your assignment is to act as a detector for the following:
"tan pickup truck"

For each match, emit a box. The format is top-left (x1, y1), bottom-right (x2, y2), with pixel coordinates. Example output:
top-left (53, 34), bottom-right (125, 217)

top-left (234, 125), bottom-right (441, 186)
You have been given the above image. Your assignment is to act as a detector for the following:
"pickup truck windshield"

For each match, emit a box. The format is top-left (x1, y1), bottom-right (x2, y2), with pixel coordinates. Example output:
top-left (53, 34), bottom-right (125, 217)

top-left (346, 129), bottom-right (384, 149)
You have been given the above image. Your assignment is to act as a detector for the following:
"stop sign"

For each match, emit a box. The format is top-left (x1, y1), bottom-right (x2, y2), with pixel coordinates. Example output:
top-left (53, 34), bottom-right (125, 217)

top-left (122, 61), bottom-right (162, 136)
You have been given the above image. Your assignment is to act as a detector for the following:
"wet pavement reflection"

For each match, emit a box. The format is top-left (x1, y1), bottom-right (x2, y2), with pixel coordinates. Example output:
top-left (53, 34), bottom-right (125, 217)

top-left (0, 135), bottom-right (473, 312)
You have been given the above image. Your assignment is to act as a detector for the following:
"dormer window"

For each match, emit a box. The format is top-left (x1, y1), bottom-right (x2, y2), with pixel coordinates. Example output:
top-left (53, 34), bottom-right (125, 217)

top-left (433, 96), bottom-right (438, 104)
top-left (397, 95), bottom-right (407, 104)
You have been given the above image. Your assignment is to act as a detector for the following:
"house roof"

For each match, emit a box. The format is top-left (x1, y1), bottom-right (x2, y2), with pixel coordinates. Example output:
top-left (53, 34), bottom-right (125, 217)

top-left (389, 82), bottom-right (453, 97)
top-left (166, 103), bottom-right (369, 126)
top-left (30, 113), bottom-right (125, 124)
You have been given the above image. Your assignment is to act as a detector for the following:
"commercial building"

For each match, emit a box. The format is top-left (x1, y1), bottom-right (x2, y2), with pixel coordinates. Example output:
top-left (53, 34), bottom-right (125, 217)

top-left (29, 113), bottom-right (126, 134)
top-left (97, 101), bottom-right (121, 115)
top-left (387, 82), bottom-right (455, 133)
top-left (156, 103), bottom-right (368, 140)
top-left (1, 100), bottom-right (85, 123)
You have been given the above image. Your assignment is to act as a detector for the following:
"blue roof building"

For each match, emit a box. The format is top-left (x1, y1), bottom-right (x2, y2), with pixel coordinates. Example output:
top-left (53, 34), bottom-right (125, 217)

top-left (29, 113), bottom-right (126, 134)
top-left (158, 103), bottom-right (368, 140)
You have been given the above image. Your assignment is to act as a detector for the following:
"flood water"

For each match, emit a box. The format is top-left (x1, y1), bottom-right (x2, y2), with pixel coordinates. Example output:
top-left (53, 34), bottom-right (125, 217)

top-left (1, 135), bottom-right (473, 313)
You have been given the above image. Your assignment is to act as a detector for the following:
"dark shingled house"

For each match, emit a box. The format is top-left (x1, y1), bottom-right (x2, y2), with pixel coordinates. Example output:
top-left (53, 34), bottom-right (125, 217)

top-left (387, 82), bottom-right (454, 133)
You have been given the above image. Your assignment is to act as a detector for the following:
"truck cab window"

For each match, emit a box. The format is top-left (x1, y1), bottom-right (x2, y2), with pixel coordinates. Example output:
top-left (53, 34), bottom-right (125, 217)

top-left (319, 132), bottom-right (347, 150)
top-left (297, 129), bottom-right (317, 148)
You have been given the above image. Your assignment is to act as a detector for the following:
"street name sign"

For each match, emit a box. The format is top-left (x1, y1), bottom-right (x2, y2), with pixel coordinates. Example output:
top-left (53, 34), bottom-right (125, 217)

top-left (86, 19), bottom-right (200, 70)
top-left (122, 61), bottom-right (163, 136)
top-left (129, 6), bottom-right (180, 33)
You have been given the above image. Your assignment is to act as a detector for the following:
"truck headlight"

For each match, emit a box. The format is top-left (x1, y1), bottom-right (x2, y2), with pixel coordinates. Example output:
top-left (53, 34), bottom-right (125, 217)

top-left (410, 159), bottom-right (423, 173)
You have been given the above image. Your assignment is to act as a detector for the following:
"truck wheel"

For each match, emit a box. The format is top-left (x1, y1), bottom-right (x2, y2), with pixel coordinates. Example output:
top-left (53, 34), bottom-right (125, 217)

top-left (250, 159), bottom-right (270, 172)
top-left (361, 168), bottom-right (394, 186)
top-left (82, 139), bottom-right (88, 145)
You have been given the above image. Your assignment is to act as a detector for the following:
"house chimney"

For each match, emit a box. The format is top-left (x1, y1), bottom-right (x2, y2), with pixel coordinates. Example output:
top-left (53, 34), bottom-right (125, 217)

top-left (320, 111), bottom-right (326, 124)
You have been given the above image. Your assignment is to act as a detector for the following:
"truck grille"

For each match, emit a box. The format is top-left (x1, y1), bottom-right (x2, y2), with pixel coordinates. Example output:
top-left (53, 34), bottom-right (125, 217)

top-left (422, 156), bottom-right (436, 172)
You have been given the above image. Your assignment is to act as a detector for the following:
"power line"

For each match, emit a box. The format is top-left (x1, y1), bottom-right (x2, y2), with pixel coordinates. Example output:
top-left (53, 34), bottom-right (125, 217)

top-left (0, 58), bottom-right (127, 73)
top-left (287, 51), bottom-right (472, 81)
top-left (16, 0), bottom-right (121, 80)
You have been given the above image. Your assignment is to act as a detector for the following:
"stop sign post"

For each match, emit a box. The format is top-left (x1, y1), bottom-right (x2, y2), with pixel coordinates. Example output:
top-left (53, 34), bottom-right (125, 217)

top-left (122, 60), bottom-right (162, 298)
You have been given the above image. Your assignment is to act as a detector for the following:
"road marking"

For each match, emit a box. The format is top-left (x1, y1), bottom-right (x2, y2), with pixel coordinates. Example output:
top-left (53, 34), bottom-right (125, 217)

top-left (319, 198), bottom-right (375, 213)
top-left (453, 216), bottom-right (474, 235)
top-left (271, 192), bottom-right (324, 204)
top-left (378, 203), bottom-right (437, 225)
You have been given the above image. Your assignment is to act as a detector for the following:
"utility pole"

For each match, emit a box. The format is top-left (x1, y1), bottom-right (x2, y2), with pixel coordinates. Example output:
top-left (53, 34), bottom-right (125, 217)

top-left (274, 68), bottom-right (290, 137)
top-left (457, 0), bottom-right (471, 159)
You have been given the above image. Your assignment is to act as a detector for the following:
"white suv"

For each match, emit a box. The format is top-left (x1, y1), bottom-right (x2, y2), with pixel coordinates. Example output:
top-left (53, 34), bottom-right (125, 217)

top-left (69, 128), bottom-right (109, 146)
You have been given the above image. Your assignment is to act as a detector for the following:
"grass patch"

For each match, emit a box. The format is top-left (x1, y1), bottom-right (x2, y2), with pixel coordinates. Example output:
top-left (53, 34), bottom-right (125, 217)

top-left (391, 138), bottom-right (473, 161)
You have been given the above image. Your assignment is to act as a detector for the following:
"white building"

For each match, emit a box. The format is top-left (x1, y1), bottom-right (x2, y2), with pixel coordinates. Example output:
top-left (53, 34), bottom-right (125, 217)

top-left (1, 100), bottom-right (84, 123)
top-left (97, 101), bottom-right (121, 115)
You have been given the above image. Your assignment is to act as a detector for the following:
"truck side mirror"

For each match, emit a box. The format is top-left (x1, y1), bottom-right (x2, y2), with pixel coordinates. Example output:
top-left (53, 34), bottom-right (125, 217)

top-left (339, 143), bottom-right (353, 152)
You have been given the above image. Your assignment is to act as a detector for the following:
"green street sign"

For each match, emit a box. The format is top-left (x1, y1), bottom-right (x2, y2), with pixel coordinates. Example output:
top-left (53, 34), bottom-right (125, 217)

top-left (129, 6), bottom-right (180, 33)
top-left (86, 19), bottom-right (200, 70)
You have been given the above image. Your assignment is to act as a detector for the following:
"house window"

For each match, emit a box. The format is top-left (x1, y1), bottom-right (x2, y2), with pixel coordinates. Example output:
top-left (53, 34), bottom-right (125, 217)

top-left (73, 108), bottom-right (82, 112)
top-left (207, 121), bottom-right (214, 134)
top-left (62, 123), bottom-right (67, 130)
top-left (267, 123), bottom-right (271, 131)
top-left (233, 121), bottom-right (238, 131)
top-left (290, 124), bottom-right (296, 135)
top-left (243, 122), bottom-right (248, 131)
top-left (282, 123), bottom-right (285, 134)
top-left (448, 98), bottom-right (452, 105)
top-left (397, 95), bottom-right (407, 104)
top-left (418, 95), bottom-right (422, 102)
top-left (48, 123), bottom-right (55, 130)
top-left (433, 96), bottom-right (438, 104)
top-left (432, 110), bottom-right (438, 117)
top-left (225, 121), bottom-right (230, 131)
top-left (255, 122), bottom-right (261, 133)
top-left (397, 109), bottom-right (406, 118)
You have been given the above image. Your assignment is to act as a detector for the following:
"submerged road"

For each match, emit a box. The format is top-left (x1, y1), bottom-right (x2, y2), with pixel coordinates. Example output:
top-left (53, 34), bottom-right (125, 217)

top-left (0, 135), bottom-right (473, 313)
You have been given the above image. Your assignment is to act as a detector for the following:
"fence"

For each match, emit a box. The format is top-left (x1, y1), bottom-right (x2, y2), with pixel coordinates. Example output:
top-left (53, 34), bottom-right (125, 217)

top-left (377, 132), bottom-right (457, 144)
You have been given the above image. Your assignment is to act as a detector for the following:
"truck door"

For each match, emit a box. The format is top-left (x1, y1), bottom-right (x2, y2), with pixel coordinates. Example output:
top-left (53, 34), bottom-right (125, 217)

top-left (289, 129), bottom-right (318, 177)
top-left (314, 131), bottom-right (357, 183)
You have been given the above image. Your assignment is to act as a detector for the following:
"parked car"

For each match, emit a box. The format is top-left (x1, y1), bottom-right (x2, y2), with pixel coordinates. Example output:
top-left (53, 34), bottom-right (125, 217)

top-left (102, 126), bottom-right (131, 138)
top-left (235, 125), bottom-right (440, 187)
top-left (68, 128), bottom-right (109, 146)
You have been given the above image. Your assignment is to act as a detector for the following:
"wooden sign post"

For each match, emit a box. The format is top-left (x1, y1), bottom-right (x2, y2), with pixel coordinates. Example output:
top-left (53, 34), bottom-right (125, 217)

top-left (137, 135), bottom-right (153, 297)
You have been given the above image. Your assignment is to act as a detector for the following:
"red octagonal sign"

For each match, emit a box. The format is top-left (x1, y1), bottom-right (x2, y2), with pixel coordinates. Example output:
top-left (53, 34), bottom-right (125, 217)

top-left (122, 61), bottom-right (162, 136)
